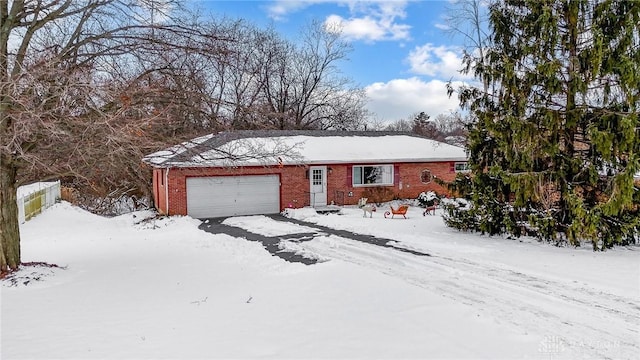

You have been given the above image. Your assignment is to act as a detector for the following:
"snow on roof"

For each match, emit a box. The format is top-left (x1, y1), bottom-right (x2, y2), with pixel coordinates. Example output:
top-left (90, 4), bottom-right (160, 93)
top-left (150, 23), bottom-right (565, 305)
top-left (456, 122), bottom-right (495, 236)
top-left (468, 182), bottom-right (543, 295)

top-left (144, 131), bottom-right (468, 168)
top-left (144, 133), bottom-right (214, 166)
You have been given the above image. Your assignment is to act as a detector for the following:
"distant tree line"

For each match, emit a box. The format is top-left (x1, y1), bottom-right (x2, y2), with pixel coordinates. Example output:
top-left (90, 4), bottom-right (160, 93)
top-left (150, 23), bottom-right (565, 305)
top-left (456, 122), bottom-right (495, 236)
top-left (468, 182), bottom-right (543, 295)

top-left (383, 111), bottom-right (468, 147)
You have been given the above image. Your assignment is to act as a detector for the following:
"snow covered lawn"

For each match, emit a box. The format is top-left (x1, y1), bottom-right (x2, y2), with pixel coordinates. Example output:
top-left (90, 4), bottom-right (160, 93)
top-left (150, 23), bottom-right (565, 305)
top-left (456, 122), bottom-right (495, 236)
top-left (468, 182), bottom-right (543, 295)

top-left (2, 202), bottom-right (638, 359)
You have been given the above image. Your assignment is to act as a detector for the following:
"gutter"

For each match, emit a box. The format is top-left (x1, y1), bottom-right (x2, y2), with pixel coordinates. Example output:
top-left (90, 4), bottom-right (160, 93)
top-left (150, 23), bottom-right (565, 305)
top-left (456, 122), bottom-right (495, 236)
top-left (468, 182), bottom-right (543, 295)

top-left (161, 157), bottom-right (470, 168)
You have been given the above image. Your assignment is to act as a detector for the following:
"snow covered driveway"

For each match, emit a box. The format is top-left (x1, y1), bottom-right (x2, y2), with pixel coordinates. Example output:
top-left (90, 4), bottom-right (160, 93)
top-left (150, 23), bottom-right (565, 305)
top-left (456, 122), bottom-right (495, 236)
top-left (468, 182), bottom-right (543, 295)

top-left (298, 231), bottom-right (639, 359)
top-left (232, 207), bottom-right (640, 359)
top-left (2, 202), bottom-right (639, 359)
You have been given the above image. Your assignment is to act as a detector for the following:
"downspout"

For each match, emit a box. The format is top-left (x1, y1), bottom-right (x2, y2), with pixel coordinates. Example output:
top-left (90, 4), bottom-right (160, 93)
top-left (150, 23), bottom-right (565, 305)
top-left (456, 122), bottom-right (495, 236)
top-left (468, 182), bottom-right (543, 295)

top-left (164, 167), bottom-right (170, 215)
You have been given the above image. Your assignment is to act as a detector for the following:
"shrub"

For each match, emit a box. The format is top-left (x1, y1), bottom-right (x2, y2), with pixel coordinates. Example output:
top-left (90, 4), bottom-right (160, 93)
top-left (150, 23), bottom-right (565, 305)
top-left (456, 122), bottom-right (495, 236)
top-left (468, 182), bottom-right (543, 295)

top-left (362, 187), bottom-right (395, 205)
top-left (417, 191), bottom-right (438, 207)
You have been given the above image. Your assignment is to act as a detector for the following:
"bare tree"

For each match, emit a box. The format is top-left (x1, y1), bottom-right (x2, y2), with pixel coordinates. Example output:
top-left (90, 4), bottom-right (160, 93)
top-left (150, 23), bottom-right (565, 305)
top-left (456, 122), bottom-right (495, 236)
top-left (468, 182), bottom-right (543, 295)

top-left (255, 21), bottom-right (368, 130)
top-left (0, 2), bottom-right (370, 273)
top-left (0, 0), bottom-right (219, 273)
top-left (443, 0), bottom-right (491, 56)
top-left (442, 0), bottom-right (492, 92)
top-left (289, 21), bottom-right (366, 130)
top-left (383, 119), bottom-right (413, 132)
top-left (432, 111), bottom-right (468, 147)
top-left (440, 0), bottom-right (492, 147)
top-left (220, 21), bottom-right (267, 129)
top-left (159, 19), bottom-right (370, 132)
top-left (250, 26), bottom-right (297, 129)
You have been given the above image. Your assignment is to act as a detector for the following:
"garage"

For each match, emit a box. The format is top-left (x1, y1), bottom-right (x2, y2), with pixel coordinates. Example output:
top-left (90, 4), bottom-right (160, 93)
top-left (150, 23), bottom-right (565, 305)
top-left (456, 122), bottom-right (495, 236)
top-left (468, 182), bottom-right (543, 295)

top-left (186, 175), bottom-right (280, 218)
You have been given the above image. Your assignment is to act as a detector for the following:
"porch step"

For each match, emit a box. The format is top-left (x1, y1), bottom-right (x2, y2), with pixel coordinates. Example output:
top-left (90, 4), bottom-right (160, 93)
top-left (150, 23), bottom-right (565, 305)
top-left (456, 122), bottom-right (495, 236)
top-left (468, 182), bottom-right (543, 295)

top-left (313, 205), bottom-right (342, 214)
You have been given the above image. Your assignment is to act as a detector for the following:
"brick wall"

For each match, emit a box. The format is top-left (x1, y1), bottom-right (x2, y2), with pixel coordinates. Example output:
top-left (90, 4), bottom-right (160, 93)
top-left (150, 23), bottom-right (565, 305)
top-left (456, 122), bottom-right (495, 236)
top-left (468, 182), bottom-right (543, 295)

top-left (152, 161), bottom-right (463, 215)
top-left (152, 168), bottom-right (167, 214)
top-left (326, 162), bottom-right (457, 205)
top-left (158, 166), bottom-right (302, 215)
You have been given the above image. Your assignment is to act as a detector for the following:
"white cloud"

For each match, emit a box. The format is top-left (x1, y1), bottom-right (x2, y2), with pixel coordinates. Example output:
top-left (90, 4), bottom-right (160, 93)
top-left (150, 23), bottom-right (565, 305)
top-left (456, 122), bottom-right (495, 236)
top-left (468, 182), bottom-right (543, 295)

top-left (264, 0), bottom-right (412, 42)
top-left (324, 12), bottom-right (410, 42)
top-left (325, 1), bottom-right (411, 42)
top-left (365, 77), bottom-right (463, 123)
top-left (406, 43), bottom-right (471, 80)
top-left (434, 23), bottom-right (450, 31)
top-left (265, 0), bottom-right (322, 21)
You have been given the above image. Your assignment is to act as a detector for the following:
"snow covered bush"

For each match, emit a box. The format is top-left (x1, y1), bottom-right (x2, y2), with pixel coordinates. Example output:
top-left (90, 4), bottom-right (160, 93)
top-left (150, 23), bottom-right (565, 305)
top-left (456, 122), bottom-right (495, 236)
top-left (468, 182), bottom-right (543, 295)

top-left (417, 191), bottom-right (438, 208)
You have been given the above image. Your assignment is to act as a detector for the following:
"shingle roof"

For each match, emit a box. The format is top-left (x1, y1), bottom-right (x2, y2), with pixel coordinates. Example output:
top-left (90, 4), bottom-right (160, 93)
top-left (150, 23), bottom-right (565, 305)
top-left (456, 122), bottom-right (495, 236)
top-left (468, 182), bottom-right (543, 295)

top-left (143, 130), bottom-right (468, 168)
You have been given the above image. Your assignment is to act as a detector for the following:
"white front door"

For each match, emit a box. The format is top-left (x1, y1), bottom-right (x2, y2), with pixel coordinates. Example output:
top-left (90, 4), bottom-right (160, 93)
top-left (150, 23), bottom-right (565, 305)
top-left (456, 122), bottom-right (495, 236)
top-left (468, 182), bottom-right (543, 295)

top-left (309, 166), bottom-right (327, 207)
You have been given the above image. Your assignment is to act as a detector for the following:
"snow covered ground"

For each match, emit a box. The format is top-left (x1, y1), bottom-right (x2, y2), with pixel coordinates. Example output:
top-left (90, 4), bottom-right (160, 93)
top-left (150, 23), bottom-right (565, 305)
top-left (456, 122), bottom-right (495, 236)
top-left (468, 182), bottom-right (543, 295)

top-left (2, 202), bottom-right (639, 359)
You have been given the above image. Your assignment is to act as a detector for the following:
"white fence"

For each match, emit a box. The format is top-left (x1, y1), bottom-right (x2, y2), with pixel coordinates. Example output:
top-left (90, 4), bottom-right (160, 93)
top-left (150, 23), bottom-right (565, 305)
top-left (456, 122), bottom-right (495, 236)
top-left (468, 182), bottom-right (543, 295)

top-left (17, 181), bottom-right (61, 224)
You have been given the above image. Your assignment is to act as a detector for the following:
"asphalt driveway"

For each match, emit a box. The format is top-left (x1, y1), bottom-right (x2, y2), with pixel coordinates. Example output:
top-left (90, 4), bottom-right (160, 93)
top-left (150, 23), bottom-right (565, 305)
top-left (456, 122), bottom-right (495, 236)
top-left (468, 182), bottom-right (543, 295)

top-left (198, 214), bottom-right (430, 265)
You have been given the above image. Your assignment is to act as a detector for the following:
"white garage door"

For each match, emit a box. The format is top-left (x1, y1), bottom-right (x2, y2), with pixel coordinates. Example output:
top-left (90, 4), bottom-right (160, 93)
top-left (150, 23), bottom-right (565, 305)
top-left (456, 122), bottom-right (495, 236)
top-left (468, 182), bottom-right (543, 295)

top-left (186, 175), bottom-right (280, 218)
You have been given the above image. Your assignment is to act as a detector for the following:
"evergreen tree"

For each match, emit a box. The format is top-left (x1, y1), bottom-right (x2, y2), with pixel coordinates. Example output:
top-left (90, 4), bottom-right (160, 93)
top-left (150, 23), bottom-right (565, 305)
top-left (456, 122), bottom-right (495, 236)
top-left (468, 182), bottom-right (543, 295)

top-left (446, 0), bottom-right (640, 249)
top-left (412, 112), bottom-right (442, 140)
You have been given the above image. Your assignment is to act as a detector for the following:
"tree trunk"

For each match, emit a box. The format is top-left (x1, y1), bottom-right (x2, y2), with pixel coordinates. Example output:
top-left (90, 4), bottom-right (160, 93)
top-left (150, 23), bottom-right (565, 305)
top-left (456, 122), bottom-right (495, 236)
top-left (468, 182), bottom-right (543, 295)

top-left (559, 0), bottom-right (579, 236)
top-left (0, 157), bottom-right (21, 273)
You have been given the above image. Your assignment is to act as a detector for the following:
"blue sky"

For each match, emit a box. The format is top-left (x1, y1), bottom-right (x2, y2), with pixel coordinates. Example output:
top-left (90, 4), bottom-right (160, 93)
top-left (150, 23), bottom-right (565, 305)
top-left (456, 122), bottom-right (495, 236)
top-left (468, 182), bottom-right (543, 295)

top-left (195, 1), bottom-right (474, 124)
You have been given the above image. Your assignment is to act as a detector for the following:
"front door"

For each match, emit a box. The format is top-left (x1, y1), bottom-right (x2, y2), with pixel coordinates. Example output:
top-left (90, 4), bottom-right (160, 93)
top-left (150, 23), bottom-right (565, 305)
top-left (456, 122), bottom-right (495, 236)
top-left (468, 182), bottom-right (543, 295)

top-left (309, 166), bottom-right (327, 207)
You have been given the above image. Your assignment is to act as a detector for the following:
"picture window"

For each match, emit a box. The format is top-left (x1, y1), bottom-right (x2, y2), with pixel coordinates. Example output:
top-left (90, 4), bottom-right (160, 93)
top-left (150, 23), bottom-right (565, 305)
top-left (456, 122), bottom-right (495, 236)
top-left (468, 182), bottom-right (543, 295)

top-left (352, 165), bottom-right (393, 186)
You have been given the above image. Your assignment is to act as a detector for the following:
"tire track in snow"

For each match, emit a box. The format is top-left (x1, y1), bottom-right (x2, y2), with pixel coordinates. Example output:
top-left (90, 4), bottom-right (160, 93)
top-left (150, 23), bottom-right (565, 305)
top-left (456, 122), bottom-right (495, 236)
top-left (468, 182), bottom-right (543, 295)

top-left (298, 235), bottom-right (639, 359)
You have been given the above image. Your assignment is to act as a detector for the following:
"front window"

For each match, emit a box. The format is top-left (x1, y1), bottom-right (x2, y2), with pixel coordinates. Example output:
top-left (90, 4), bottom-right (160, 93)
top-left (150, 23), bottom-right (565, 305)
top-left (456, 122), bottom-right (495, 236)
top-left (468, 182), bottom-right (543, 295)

top-left (455, 162), bottom-right (470, 172)
top-left (352, 165), bottom-right (393, 186)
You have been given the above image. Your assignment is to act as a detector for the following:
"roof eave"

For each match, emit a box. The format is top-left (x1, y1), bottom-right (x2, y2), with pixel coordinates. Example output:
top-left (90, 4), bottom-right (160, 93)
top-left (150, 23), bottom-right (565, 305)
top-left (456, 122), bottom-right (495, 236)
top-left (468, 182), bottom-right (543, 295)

top-left (303, 157), bottom-right (468, 165)
top-left (151, 157), bottom-right (469, 168)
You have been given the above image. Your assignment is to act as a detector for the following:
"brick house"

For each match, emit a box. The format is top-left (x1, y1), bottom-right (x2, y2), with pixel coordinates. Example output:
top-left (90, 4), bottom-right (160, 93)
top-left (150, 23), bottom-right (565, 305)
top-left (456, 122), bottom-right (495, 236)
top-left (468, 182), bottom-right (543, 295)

top-left (143, 130), bottom-right (468, 218)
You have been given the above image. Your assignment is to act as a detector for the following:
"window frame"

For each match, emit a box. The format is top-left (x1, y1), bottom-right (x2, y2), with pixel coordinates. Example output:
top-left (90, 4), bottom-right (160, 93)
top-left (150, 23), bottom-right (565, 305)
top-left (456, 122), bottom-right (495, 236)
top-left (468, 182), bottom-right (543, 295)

top-left (454, 162), bottom-right (470, 173)
top-left (352, 164), bottom-right (394, 187)
top-left (311, 168), bottom-right (323, 186)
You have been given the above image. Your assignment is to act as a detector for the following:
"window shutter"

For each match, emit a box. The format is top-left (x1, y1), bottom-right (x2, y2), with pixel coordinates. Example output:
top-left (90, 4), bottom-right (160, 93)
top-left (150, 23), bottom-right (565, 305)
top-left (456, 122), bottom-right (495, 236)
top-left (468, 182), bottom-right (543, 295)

top-left (346, 166), bottom-right (353, 187)
top-left (450, 162), bottom-right (455, 173)
top-left (394, 165), bottom-right (400, 185)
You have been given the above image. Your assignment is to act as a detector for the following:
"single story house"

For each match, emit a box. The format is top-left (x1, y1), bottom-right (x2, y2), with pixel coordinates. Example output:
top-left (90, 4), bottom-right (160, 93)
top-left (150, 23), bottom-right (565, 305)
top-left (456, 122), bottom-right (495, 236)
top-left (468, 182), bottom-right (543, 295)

top-left (143, 130), bottom-right (468, 218)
